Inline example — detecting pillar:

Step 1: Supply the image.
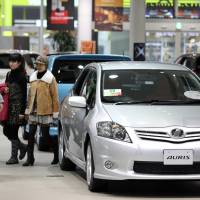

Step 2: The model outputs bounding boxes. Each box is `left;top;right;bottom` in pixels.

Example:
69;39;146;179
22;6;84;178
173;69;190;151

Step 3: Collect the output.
77;0;92;52
129;0;145;60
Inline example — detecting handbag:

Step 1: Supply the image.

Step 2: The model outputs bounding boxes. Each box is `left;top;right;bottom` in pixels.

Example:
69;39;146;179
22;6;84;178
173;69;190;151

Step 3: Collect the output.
0;83;9;122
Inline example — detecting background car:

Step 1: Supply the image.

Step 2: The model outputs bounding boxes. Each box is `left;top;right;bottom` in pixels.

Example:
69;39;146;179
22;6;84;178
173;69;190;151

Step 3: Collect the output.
35;54;131;151
175;53;200;76
0;49;39;82
59;61;200;192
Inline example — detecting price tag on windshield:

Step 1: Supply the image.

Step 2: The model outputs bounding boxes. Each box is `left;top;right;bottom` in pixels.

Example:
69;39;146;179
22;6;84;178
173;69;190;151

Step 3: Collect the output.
104;89;122;96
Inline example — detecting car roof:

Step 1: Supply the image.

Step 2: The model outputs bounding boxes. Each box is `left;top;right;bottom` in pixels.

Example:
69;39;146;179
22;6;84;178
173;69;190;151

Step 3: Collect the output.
98;61;189;71
0;49;39;55
48;54;131;61
178;53;200;58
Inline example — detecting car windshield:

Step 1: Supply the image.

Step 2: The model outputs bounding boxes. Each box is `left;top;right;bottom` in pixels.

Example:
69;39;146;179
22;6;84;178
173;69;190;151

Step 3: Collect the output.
101;69;200;104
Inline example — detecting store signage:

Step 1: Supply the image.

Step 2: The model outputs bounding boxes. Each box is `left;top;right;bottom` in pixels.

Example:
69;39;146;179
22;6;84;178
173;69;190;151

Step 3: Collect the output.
50;10;69;24
146;0;173;7
94;0;123;31
177;0;200;18
145;0;174;18
95;0;123;7
178;0;200;7
134;43;145;61
47;0;75;30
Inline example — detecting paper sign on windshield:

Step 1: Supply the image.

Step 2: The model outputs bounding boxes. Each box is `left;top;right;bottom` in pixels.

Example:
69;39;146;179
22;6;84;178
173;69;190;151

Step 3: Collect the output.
104;89;122;96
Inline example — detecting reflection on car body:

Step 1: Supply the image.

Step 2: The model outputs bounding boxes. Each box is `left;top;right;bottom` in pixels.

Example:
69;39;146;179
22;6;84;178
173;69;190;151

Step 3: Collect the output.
59;61;200;192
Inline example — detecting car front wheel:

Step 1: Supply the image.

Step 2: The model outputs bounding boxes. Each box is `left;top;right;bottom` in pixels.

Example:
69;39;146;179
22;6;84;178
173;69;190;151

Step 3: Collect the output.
86;141;106;192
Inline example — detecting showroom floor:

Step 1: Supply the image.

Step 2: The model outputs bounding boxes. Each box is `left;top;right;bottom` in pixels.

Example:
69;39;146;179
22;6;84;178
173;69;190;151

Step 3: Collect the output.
0;126;200;200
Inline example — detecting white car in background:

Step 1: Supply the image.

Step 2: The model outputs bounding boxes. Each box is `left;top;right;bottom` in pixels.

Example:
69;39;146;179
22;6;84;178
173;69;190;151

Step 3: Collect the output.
59;61;200;192
0;49;39;82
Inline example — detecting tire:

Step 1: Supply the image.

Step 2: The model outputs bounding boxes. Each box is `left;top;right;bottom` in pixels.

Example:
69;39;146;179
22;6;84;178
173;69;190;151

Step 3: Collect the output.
58;128;76;171
86;141;106;192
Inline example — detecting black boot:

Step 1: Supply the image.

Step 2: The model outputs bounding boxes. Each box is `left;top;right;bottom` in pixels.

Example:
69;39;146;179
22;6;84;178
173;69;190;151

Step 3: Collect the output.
51;136;59;165
18;140;27;160
23;124;36;167
6;140;19;165
22;145;35;166
41;125;58;165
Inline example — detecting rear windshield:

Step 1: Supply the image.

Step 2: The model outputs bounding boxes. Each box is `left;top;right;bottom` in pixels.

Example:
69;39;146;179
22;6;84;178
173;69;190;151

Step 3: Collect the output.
0;54;10;69
52;59;129;84
0;53;39;69
23;54;39;69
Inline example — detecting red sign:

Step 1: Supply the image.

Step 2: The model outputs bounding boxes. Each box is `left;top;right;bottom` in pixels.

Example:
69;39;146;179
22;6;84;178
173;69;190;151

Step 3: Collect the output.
47;0;75;30
50;10;69;25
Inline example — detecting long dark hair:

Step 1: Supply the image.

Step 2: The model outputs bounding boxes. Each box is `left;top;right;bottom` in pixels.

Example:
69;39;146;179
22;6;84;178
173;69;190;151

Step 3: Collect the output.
7;53;26;84
9;53;26;73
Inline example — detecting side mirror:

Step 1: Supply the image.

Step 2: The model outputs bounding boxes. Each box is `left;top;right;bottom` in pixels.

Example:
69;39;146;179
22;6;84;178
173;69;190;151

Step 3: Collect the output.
69;96;86;108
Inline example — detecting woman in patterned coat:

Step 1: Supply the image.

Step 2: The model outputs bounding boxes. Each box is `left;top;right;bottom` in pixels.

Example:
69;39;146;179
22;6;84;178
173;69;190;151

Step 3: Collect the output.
3;53;27;164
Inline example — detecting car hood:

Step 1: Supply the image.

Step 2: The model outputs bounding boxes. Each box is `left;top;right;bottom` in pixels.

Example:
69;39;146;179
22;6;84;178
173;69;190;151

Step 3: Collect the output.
103;104;200;128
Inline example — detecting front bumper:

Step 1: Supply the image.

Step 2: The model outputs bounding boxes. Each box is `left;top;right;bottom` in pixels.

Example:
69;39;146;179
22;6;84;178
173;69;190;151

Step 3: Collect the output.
92;130;200;180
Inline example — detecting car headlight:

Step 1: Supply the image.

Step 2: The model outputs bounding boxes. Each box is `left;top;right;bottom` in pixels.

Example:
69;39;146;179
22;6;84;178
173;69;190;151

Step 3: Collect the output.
97;121;132;143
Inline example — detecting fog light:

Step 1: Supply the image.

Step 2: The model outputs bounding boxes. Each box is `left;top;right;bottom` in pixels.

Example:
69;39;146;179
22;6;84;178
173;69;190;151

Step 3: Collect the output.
104;160;113;169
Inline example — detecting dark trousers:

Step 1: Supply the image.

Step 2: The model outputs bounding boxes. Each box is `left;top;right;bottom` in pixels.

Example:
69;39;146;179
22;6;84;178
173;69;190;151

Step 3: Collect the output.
28;124;51;149
3;124;20;140
28;124;58;161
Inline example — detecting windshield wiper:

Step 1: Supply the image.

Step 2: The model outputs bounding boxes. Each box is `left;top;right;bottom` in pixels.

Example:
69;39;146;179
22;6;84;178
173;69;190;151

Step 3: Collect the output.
114;100;195;105
114;100;164;105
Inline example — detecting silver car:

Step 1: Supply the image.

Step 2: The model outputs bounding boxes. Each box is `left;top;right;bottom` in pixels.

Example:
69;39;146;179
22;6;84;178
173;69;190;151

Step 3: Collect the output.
59;61;200;192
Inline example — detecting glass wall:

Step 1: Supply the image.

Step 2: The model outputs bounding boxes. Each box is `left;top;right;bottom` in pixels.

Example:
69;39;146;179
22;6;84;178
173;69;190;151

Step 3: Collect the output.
97;1;200;62
181;32;200;54
146;32;176;63
98;31;129;56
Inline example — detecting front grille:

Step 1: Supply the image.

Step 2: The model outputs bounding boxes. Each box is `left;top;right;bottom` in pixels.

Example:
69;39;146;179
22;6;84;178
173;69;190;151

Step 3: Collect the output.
134;161;200;175
135;129;200;143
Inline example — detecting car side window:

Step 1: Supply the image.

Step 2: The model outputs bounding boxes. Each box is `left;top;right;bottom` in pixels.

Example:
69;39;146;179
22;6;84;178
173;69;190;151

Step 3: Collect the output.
73;69;90;96
177;57;185;65
80;70;97;108
183;57;194;69
195;57;200;70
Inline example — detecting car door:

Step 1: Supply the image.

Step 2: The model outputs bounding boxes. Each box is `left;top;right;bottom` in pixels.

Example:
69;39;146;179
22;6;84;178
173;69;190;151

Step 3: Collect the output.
68;68;97;160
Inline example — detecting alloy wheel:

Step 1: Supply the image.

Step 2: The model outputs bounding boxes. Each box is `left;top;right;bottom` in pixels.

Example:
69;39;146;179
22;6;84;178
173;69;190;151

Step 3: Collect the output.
86;144;92;186
59;130;64;164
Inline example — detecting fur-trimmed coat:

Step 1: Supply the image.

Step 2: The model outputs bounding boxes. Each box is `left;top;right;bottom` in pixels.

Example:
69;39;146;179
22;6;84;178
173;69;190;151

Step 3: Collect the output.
25;70;59;116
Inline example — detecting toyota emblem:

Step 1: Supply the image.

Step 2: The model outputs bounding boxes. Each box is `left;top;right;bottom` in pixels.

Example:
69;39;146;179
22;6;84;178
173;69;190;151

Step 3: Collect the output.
170;128;185;139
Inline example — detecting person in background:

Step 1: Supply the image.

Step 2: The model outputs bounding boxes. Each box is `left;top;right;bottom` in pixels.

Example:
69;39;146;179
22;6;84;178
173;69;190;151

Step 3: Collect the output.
3;53;27;165
23;55;59;166
25;58;35;78
42;44;50;56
